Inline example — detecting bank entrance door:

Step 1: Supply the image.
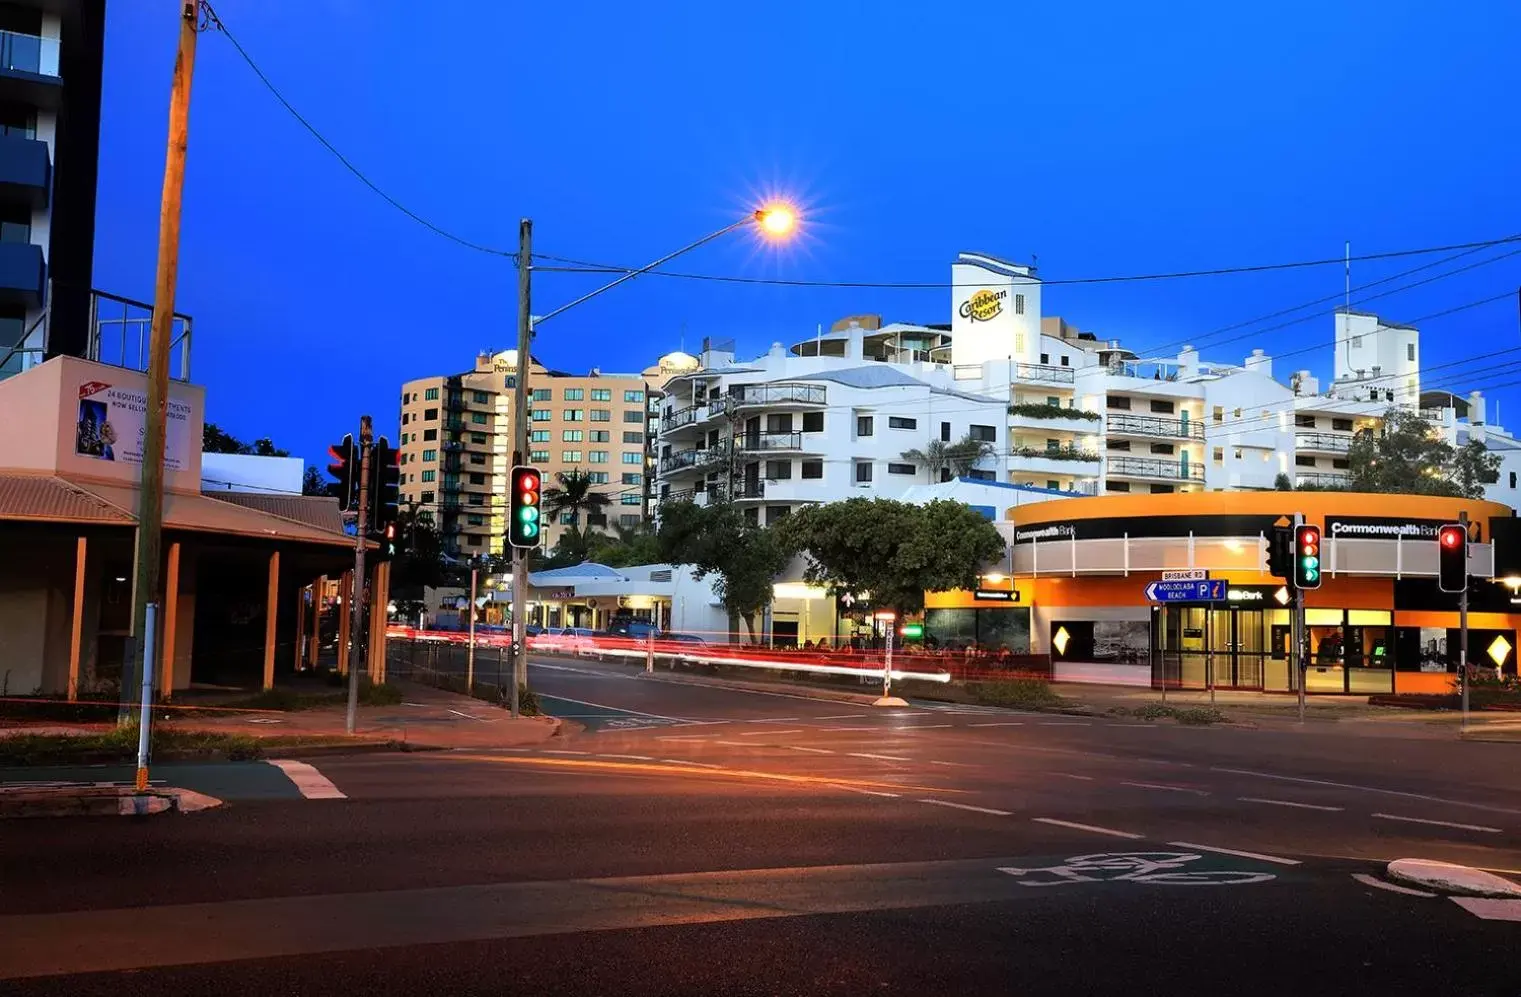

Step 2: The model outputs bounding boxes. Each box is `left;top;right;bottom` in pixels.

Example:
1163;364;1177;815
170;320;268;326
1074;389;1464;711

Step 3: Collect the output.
1156;606;1266;691
1212;608;1265;690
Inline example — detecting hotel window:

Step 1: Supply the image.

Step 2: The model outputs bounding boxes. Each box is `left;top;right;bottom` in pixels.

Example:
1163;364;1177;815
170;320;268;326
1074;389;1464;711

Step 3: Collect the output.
1212;447;1224;466
564;388;584;401
531;430;550;443
564;409;583;421
766;413;793;433
801;461;823;479
1040;353;1049;365
531;409;550;422
562;430;583;443
424;388;439;401
562;450;582;462
471;412;487;424
625;390;645;403
621;452;643;465
589;451;609;463
620;513;641;527
856;415;874;437
530;449;549;462
766;460;792;479
468;514;484;526
590;409;611;422
889;416;917;430
1332;418;1354;432
621;494;642;506
423;428;437;441
469;454;485;465
423;408;438;420
1213;406;1224;423
623;410;644;423
622;472;643;485
422;449;437;461
590;388;612;402
531;388;551;402
1407;343;1416;362
855;462;873;483
473;391;490;404
623;431;644;444
420;490;434;504
802;412;824;432
590;430;610;443
587;471;609;483
470;473;485;485
968;424;996;443
1014;294;1025;315
888;463;916;475
421;470;435;482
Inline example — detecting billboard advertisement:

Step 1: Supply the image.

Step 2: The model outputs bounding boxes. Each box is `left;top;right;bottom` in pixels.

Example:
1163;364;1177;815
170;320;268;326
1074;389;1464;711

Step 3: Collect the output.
73;378;192;471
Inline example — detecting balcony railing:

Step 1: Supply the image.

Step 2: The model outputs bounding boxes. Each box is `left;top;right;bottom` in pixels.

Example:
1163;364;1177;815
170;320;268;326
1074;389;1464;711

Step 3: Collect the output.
1010;445;1101;463
0;31;60;78
665;405;697;430
660;447;721;474
1013;362;1076;385
1106;456;1205;481
1106;413;1205;440
729;383;826;408
1295;470;1351;489
733;481;765;500
1295;432;1352;454
735;432;805;453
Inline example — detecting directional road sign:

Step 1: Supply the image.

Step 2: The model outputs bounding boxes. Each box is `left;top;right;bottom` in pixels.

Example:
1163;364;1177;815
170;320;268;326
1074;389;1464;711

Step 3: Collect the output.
1161;569;1209;582
1144;579;1228;602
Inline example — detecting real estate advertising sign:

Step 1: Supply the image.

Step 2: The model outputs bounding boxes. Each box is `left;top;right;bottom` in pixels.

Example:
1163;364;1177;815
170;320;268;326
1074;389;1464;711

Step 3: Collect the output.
73;378;192;471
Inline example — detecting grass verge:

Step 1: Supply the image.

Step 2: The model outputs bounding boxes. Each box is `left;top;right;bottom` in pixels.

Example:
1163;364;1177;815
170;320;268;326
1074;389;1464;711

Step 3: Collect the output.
1110;703;1229;725
0;727;267;766
222;682;404;712
966;679;1067;711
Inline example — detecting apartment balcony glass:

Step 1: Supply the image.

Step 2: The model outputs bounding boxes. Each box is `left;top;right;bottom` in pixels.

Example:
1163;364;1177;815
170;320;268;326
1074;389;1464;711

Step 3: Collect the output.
1295;470;1350;489
659;447;718;474
1012;362;1075;385
1106;455;1205;482
1009;446;1103;479
1295;432;1352;454
0;132;48;209
735;432;808;454
0;30;60;89
664;405;697;431
729;383;826;408
1106;413;1205;440
732;480;766;500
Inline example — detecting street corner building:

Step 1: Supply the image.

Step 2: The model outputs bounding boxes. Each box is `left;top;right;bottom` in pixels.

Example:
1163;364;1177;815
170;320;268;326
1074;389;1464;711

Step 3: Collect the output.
0;355;376;700
989;490;1519;695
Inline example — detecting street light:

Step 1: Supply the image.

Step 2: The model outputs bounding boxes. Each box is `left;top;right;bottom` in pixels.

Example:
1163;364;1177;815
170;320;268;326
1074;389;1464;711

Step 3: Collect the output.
506;206;797;717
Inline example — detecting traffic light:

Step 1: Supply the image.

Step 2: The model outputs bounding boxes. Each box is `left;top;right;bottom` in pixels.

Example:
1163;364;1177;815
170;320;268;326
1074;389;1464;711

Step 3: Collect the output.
369;436;401;532
1293;524;1322;590
375;522;398;562
326;434;358;511
1438;523;1467;593
1267;525;1294;580
508;465;543;549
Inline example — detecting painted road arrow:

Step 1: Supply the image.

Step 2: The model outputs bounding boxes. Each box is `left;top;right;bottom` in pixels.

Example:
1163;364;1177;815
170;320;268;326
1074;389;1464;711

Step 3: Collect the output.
1144;579;1228;602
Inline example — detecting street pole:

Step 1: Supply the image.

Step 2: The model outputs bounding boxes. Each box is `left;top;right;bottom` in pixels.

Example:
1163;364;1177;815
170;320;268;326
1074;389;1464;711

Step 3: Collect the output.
509;219;533;719
1460;509;1470;732
128;3;198;716
1294;511;1306;725
882;625;895;700
344;416;373;735
467;564;477;693
134;603;159;792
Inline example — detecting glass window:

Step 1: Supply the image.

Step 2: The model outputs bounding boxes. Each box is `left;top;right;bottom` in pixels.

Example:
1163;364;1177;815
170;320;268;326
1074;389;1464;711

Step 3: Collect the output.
590;430;610;443
422;470;436;482
469;454;485;465
467;514;484;526
620;513;641;527
888;463;916;475
529;449;549;462
562;450;582;462
420;490;434;503
0;102;36;138
621;452;643;465
467;535;482;546
564;409;583;421
586;471;609;483
473;390;490;404
469;473;485;484
422;449;437;461
471;412;487;424
855;462;873;483
802;460;823;479
968;424;996;442
559;512;577;525
625;390;645;403
623;431;644;444
423;428;437;441
531;388;551;402
621;494;642;506
802;412;824;433
888;416;917;430
766;460;792;479
531;430;550;443
531;409;551;422
623;410;644;424
857;415;874;437
562;430;583;442
590;388;612;402
941;421;951;442
766;413;793;434
589;451;609;463
590;409;611;422
424;387;439;401
564;388;584;401
423;408;438;420
622;472;643;485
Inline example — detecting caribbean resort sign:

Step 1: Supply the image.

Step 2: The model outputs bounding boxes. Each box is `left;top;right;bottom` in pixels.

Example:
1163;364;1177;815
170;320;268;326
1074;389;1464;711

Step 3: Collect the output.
959;288;1007;322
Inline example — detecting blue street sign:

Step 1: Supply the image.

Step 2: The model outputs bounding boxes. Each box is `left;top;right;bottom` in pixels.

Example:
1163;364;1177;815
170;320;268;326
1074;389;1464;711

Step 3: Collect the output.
1144;579;1227;602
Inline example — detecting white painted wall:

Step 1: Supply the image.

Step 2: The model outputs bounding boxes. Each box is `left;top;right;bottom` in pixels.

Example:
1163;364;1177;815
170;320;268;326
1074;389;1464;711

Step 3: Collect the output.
201;454;305;494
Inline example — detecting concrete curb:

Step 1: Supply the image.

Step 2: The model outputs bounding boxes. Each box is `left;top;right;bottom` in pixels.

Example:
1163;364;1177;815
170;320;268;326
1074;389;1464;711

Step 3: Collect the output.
0;785;223;818
1387;859;1521;898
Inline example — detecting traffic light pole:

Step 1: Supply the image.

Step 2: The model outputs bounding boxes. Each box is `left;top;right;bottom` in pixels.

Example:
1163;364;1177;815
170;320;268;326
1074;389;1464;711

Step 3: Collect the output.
1460;509;1470;732
1293;512;1306;725
345;416;373;735
509;219;533;720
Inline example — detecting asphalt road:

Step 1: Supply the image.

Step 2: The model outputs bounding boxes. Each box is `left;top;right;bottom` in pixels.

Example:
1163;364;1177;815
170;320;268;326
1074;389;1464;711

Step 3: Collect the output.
4;655;1519;994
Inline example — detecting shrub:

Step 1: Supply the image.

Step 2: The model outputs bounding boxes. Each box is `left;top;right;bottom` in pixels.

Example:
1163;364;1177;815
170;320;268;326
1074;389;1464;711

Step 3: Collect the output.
1007;402;1102;421
968;679;1065;710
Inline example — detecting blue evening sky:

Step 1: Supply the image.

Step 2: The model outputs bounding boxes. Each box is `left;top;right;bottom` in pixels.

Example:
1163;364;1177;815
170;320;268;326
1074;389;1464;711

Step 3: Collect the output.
94;1;1521;468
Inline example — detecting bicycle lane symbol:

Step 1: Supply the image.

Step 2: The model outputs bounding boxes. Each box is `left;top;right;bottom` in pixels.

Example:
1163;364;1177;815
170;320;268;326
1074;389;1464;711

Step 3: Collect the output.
998;852;1278;887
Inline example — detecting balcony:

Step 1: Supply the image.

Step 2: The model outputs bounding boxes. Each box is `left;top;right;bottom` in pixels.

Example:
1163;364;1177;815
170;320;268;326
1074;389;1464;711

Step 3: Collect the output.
732;481;766;501
1009;445;1103;479
0;132;48;209
0;239;43;308
1106;413;1205;441
0;31;61;109
729;383;826;409
444;393;466;413
1008;403;1103;435
1295;432;1352;455
660;446;726;475
1012;362;1076;385
734;432;810;454
664;405;697;431
1105;455;1205;482
1295;470;1350;489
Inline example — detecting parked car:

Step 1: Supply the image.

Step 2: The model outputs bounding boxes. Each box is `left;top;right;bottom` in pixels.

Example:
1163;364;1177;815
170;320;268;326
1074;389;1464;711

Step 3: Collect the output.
607;619;661;639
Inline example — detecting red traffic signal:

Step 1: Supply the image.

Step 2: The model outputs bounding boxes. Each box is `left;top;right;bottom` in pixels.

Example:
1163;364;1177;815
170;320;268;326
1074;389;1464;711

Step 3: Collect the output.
1438;523;1467;593
508;465;543;550
1293;524;1322;590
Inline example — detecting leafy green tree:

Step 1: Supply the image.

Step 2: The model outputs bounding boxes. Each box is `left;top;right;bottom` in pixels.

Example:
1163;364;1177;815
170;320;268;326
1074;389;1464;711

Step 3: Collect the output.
588;520;661;567
202;422;291;457
899;439;953;483
542;469;612;527
1273;472;1293;491
946;434;996;477
390;502;445;592
656;499;790;640
1345;407;1499;498
778;498;1005;616
301;466;331;496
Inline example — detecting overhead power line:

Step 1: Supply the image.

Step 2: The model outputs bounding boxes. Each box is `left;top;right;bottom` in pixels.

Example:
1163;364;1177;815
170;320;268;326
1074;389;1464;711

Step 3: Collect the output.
199;2;513;258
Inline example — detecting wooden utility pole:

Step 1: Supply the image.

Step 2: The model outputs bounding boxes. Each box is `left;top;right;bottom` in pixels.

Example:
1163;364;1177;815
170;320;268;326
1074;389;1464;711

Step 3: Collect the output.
129;2;199;707
509;219;532;719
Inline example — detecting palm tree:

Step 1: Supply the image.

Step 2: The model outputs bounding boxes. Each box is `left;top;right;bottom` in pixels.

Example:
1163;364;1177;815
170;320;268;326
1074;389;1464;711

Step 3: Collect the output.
542;469;613;528
946;434;995;477
900;439;953;483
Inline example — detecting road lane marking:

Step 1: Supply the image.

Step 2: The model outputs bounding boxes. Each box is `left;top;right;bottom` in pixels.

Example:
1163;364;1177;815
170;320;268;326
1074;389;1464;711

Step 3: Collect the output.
1038;722;1092;727
266;760;346;800
929;760;975;767
1051;773;1094;781
1167;841;1300;866
969;722;1024;727
1351;873;1435;897
848;752;913;762
598;754;654;762
742;718;800;723
1239;797;1343;812
918;798;1012;816
822;726;877;731
833;786;900;798
660;759;724;769
713;741;755;747
1121;781;1209;796
1210;767;1521;816
739;729;804;736
898;723;953;729
440;754;957;794
815;714;869;720
542;750;590;756
1031;818;1142;839
1371;813;1502;834
787;746;834;755
656;734;722;741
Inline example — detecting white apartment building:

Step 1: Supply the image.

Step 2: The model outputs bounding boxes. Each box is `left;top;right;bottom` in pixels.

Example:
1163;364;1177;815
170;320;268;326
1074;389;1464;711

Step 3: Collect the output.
654;251;1521;515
